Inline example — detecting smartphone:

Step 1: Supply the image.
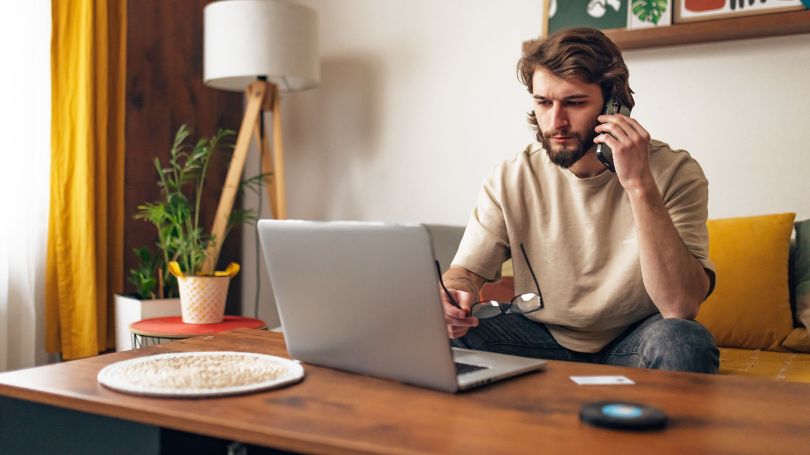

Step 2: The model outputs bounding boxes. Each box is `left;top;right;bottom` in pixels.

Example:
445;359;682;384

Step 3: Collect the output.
595;96;632;172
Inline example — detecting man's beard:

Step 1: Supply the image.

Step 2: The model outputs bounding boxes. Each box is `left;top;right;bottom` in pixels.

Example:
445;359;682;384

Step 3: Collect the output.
539;119;599;169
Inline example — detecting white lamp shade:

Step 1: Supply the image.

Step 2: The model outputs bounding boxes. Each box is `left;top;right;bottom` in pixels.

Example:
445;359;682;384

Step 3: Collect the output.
204;0;319;92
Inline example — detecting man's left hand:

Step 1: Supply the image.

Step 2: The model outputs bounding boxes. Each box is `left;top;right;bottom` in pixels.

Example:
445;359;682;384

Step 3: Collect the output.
594;114;653;191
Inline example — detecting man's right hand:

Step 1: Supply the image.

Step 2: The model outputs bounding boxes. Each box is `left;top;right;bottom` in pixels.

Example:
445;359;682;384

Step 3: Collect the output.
440;288;479;339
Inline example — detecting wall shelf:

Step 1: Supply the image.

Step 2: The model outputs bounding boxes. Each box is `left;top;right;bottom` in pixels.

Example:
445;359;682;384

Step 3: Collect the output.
604;9;810;50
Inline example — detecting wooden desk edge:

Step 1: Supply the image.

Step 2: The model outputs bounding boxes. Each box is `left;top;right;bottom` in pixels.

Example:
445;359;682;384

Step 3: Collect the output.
0;379;387;454
0;331;400;455
4;329;810;454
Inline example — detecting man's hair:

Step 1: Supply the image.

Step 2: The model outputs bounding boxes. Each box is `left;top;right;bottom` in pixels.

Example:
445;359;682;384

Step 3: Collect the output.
518;28;634;134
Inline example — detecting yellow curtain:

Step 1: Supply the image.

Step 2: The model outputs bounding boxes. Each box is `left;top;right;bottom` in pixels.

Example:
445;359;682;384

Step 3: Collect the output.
47;0;126;360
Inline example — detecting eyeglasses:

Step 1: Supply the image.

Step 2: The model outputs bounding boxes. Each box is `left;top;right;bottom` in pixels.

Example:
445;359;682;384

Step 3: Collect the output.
436;243;543;320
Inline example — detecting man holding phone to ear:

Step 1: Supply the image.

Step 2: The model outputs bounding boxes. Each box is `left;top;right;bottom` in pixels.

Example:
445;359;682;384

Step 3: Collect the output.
440;27;719;373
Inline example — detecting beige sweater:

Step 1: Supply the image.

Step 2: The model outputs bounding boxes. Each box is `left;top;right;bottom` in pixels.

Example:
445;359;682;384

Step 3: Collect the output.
453;141;715;352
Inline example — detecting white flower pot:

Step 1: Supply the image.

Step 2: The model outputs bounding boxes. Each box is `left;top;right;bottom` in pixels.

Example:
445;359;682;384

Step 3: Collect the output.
114;294;181;351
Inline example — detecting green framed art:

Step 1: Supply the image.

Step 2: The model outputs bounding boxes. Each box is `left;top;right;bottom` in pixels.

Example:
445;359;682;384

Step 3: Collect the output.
546;0;672;34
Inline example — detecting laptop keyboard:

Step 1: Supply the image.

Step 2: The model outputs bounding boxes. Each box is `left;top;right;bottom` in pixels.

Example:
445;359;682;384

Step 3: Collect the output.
454;361;490;376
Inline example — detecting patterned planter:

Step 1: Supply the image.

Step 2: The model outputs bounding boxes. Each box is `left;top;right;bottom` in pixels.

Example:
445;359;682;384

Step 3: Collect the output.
177;276;231;324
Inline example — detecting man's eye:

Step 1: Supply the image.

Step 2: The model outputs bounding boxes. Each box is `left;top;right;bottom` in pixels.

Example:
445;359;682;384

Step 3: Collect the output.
536;100;551;106
566;101;585;106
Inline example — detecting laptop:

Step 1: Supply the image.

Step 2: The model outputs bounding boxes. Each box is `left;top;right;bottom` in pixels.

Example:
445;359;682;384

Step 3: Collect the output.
257;220;546;393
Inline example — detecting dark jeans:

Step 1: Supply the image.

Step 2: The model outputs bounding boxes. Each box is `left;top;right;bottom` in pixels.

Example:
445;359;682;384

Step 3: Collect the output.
453;313;719;373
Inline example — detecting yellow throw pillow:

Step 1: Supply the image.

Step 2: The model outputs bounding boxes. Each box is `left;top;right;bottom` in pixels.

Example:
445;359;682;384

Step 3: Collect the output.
696;213;795;351
501;259;514;278
782;327;810;353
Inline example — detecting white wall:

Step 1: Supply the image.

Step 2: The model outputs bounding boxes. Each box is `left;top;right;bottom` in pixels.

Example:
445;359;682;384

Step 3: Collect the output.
626;35;810;220
242;0;810;325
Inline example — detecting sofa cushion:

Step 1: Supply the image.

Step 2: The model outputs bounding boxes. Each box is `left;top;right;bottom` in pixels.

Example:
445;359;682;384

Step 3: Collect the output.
783;328;810;353
426;224;465;273
479;260;515;301
719;347;810;383
501;259;513;278
696;213;796;351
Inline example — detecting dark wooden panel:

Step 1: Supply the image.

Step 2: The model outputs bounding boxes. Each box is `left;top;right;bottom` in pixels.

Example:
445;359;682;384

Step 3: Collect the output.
125;0;244;313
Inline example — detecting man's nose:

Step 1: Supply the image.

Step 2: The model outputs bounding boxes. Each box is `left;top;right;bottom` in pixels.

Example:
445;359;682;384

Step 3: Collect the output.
549;104;569;131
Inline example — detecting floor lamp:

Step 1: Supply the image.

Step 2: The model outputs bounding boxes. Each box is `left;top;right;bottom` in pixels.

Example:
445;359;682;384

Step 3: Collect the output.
201;0;319;274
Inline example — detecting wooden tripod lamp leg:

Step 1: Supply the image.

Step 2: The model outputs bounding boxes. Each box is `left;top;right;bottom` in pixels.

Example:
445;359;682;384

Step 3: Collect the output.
271;83;288;220
255;115;279;220
201;80;267;275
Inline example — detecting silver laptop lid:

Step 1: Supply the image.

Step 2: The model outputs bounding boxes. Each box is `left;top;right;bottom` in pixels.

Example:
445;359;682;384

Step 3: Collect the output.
257;220;460;392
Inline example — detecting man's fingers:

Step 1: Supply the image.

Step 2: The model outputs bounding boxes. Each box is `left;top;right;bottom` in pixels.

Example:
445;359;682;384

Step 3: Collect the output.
440;287;479;339
595;120;631;142
619;115;650;139
447;317;477;339
596;114;649;147
444;314;478;328
449;326;469;339
453;289;476;312
441;288;474;315
443;301;468;319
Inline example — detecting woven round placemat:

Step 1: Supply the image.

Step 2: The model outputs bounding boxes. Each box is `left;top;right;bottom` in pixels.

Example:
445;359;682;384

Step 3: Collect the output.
97;351;304;397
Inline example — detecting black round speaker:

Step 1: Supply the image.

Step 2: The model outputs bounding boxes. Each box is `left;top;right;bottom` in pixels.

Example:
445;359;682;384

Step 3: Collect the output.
580;401;668;431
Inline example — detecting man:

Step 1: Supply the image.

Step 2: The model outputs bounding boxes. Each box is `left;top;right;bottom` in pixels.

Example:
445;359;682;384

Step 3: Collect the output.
441;28;718;373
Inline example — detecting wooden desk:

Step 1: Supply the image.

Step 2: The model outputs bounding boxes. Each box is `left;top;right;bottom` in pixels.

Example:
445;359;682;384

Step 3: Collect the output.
1;329;809;454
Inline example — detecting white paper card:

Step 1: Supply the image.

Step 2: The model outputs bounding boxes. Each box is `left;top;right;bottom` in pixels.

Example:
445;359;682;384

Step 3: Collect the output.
570;375;635;385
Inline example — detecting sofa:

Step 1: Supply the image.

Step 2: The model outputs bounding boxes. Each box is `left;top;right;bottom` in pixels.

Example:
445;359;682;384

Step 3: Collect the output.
428;213;810;383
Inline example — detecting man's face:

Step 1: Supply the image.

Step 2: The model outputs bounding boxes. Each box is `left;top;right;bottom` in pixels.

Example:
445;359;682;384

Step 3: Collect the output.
532;68;604;169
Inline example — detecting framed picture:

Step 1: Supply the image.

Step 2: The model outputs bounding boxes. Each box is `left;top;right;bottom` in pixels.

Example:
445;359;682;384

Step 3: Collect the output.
674;0;805;23
628;0;673;29
545;1;672;35
547;0;629;34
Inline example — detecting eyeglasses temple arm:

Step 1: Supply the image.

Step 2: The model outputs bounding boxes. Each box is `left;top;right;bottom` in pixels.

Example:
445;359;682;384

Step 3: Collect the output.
434;260;462;309
520;243;543;298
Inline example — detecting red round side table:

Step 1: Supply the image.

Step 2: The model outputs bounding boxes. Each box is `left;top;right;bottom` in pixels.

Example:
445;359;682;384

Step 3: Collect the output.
129;316;267;348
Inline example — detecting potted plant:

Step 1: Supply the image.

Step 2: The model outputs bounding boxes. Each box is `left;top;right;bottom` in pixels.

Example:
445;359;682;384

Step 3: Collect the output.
115;245;184;350
117;125;264;343
115;245;183;351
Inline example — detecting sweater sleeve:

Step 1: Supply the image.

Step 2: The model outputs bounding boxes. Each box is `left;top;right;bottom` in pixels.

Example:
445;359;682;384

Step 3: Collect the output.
659;150;716;297
451;164;511;282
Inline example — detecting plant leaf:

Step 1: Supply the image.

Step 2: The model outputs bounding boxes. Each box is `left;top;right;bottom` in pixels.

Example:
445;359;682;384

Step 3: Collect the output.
631;0;667;25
